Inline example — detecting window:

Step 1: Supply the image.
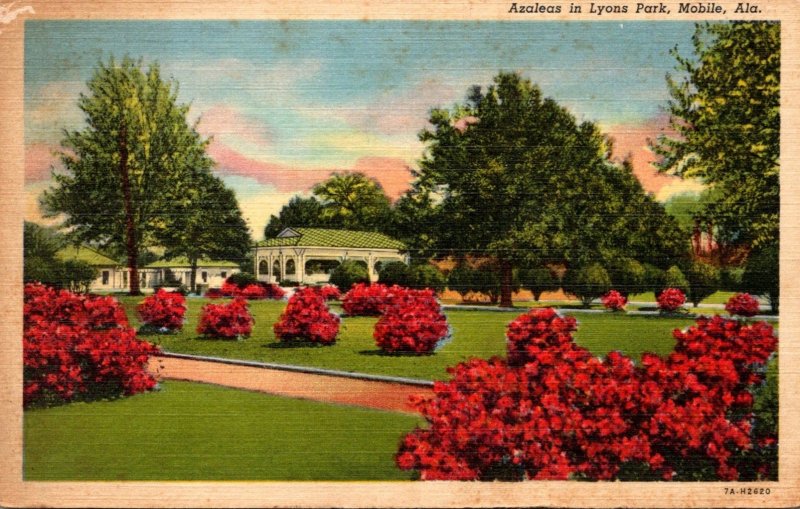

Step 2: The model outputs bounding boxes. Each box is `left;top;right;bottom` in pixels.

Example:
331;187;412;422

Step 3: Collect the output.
259;260;269;275
123;271;128;287
285;259;296;275
272;261;281;280
221;271;227;279
102;270;110;285
202;271;208;283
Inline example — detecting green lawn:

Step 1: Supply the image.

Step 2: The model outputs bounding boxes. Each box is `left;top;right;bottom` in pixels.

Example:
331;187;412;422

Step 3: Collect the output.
24;380;422;481
121;296;696;380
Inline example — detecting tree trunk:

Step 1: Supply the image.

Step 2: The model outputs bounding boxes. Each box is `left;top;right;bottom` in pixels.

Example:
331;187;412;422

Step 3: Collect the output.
119;121;140;296
499;259;513;308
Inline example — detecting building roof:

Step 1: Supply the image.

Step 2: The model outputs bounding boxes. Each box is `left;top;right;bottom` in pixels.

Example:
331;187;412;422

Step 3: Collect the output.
256;227;405;250
56;246;119;267
145;256;240;269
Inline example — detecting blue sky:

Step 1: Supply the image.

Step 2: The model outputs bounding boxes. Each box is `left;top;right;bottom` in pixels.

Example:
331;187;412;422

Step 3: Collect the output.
24;20;704;236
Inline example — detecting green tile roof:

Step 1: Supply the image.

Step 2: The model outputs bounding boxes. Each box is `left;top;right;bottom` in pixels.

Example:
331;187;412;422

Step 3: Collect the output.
56;246;119;267
256;228;405;250
145;256;240;269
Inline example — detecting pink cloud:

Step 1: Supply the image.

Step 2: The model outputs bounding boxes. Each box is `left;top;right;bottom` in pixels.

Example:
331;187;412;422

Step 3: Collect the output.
351;157;413;199
25;143;60;183
605;116;683;197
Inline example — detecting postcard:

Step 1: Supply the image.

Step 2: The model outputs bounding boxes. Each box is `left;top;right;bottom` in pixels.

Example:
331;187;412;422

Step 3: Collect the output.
0;0;798;507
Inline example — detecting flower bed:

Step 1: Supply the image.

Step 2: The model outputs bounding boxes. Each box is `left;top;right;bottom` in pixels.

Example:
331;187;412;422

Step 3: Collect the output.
197;297;254;339
273;288;340;345
210;278;285;300
601;290;627;311
137;288;186;331
341;283;393;316
725;292;761;317
396;307;778;481
23;283;158;408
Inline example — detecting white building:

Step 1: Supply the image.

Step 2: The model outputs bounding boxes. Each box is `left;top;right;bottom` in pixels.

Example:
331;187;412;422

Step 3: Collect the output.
253;227;408;285
144;257;240;289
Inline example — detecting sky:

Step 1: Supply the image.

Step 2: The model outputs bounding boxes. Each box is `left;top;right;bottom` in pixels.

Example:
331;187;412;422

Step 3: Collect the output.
24;20;706;238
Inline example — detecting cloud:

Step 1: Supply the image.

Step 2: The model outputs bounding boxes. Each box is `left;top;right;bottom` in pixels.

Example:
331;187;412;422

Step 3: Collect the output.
196;105;274;152
351;157;413;199
25;143;60;183
24;181;61;226
25;81;86;144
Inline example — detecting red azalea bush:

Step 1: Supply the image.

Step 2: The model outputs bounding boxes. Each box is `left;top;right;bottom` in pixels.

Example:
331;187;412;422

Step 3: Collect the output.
204;287;225;299
374;288;449;354
657;287;686;312
725;293;761;317
601;290;627;311
342;283;394;316
273;287;340;345
396;307;778;481
137;288;186;331
312;284;342;301
23;283;158;408
197;297;254;339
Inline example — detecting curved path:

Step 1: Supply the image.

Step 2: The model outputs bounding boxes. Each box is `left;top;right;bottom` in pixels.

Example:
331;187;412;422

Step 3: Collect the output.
147;354;434;415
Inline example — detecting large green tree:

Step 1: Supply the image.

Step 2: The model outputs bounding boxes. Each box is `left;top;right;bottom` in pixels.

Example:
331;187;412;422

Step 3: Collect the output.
42;57;212;294
654;21;779;249
161;171;252;293
263;196;324;239
409;72;685;307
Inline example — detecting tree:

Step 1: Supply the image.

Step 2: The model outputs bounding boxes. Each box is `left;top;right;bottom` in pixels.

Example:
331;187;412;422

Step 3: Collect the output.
519;266;559;302
410;72;684;307
264;196;323;239
329;260;370;291
161;171;252;293
562;263;612;308
23;221;96;292
662;265;690;295
378;261;412;287
607;258;647;298
742;245;778;313
685;260;721;307
41;57;212;295
312;172;393;231
654;22;779;249
409;264;447;292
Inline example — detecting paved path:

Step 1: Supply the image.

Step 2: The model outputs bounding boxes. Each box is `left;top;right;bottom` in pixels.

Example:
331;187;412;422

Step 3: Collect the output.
147;355;434;415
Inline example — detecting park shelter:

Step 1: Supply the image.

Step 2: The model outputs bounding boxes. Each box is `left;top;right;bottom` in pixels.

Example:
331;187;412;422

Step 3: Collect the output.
253;227;408;284
144;257;241;289
56;245;126;292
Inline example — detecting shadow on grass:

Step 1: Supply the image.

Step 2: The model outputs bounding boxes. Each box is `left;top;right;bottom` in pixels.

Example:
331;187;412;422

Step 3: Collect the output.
265;340;331;349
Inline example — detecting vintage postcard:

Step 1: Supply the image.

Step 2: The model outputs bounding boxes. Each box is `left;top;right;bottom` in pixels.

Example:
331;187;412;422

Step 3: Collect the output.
1;0;798;507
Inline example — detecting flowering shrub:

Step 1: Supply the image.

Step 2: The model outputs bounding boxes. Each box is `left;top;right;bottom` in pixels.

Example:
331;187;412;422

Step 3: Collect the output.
601;290;627;311
342;283;393;316
312;284;342;301
137;288;186;331
273;288;340;345
218;278;285;300
657;287;686;313
197;297;254;339
396;307;778;481
374;288;449;354
23;283;158;408
204;287;225;299
725;293;761;317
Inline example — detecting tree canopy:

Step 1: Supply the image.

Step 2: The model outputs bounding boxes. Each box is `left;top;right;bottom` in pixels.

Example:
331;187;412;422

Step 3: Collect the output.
406;72;685;306
653;21;779;249
42;56;216;294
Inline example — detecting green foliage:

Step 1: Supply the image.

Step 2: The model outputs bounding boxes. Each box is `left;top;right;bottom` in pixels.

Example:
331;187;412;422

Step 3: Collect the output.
23;222;97;292
328;260;370;291
662;265;690;295
720;266;745;292
446;266;476;299
226;272;259;288
685;260;721;306
562;263;612;308
41;56;214;294
642;263;665;295
313;172;393;232
742;245;778;312
378;261;412;287
606;258;647;297
409;264;446;292
518;266;559;301
264;196;323;239
654;22;779;248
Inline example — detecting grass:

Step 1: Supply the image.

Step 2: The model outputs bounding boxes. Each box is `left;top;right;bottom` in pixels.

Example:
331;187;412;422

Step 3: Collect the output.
24;380;422;481
120;296;697;380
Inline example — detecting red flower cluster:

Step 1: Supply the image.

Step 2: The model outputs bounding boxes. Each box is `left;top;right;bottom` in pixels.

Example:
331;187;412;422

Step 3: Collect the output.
657;288;686;312
197;297;254;339
601;290;627;311
725;293;761;317
396;307;778;481
374;288;449;354
23;283;158;408
137;288;186;331
215;279;285;300
273;287;340;345
308;284;342;301
342;283;394;316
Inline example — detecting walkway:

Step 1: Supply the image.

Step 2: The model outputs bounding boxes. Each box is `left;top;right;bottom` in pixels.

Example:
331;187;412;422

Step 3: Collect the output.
147;354;434;415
